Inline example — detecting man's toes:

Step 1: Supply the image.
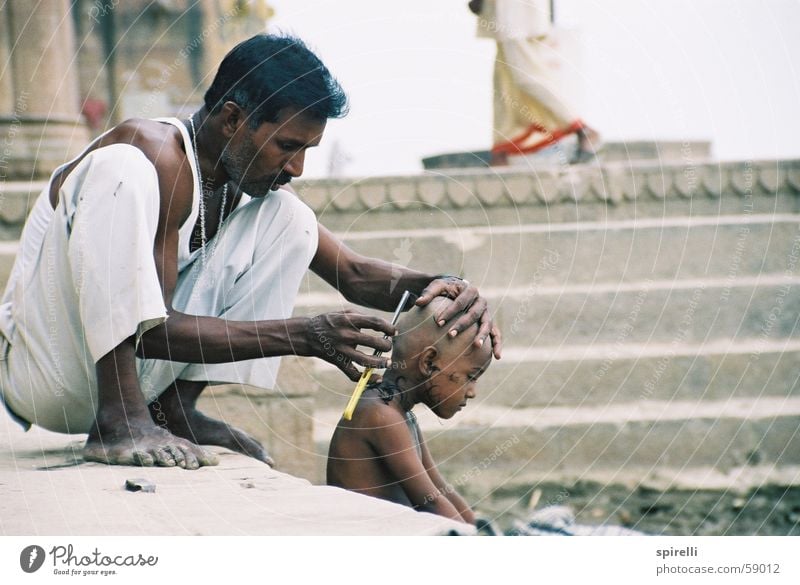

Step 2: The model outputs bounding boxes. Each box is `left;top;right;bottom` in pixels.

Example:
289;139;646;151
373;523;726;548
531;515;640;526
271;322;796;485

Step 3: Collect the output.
178;446;200;470
234;432;273;466
153;448;176;467
130;450;155;467
195;447;219;467
164;445;186;468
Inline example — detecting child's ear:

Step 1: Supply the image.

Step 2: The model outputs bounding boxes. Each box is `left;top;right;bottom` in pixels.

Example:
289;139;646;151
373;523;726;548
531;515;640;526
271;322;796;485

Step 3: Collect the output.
418;346;439;377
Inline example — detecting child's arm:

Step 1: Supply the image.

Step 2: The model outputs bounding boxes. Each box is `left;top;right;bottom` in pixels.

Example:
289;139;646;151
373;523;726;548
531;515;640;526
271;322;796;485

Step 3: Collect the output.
365;407;466;522
419;435;476;525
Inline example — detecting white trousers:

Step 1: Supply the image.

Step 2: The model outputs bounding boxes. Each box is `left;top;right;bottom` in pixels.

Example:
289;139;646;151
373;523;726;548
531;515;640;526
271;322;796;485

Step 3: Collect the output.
0;145;317;434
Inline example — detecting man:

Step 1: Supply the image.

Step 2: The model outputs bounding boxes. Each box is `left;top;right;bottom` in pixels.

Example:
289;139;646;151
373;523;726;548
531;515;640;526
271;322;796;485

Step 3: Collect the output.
468;0;601;164
0;35;501;469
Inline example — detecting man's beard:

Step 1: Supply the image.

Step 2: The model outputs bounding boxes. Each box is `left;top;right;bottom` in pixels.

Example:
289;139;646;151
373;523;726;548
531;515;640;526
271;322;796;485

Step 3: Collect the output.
221;137;291;197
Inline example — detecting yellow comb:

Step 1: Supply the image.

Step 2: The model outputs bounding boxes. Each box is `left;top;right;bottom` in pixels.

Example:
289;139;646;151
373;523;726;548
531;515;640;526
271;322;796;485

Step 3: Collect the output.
343;290;412;420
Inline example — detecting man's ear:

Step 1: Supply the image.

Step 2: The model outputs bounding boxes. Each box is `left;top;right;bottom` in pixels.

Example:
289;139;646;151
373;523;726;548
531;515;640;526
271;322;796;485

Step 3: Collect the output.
219;101;245;138
418;346;439;377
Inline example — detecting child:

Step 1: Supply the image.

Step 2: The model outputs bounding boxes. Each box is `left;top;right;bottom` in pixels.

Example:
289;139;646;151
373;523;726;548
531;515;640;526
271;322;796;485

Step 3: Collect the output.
327;297;493;524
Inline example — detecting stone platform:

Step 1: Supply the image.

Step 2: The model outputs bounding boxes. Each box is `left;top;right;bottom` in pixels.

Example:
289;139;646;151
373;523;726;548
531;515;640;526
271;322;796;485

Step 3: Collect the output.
0;409;474;536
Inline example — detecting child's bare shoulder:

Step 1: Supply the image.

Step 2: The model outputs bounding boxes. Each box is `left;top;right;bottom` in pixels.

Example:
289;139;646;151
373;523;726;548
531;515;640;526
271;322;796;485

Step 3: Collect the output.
352;395;405;428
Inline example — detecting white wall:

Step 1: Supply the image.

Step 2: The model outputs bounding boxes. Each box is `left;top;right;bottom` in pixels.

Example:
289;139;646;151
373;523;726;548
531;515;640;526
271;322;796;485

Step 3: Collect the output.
268;0;800;178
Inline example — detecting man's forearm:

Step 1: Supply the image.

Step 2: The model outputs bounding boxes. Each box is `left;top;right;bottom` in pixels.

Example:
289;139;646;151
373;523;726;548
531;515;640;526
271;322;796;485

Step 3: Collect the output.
137;312;311;363
343;256;435;311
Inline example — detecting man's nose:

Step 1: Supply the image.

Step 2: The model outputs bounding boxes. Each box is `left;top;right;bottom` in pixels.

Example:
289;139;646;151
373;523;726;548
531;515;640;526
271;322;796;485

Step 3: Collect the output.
466;386;477;399
284;150;305;177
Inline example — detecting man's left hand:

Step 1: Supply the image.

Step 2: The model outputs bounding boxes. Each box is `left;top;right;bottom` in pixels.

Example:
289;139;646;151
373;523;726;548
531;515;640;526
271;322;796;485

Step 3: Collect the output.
415;276;502;359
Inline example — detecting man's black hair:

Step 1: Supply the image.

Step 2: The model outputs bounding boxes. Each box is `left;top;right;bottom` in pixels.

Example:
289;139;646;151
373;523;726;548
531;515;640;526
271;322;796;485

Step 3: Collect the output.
204;34;348;126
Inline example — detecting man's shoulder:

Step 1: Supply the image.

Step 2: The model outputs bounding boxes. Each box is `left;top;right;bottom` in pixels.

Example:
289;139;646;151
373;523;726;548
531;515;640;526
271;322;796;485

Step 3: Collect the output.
102;118;185;166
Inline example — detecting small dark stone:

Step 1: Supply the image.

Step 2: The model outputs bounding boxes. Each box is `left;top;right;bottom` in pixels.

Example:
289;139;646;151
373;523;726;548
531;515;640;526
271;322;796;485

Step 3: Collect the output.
124;478;156;493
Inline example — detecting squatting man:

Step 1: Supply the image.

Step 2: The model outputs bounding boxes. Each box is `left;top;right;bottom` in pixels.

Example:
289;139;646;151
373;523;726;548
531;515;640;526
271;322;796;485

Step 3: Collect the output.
0;34;501;469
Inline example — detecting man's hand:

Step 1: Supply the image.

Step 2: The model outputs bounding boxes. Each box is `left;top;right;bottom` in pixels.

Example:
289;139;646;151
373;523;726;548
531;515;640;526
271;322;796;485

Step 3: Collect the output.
415;277;502;359
306;310;396;380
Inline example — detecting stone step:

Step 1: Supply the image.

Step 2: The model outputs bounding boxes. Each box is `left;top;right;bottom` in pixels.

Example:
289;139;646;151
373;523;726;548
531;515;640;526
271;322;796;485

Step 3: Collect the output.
308;339;800;411
300;159;800;232
314;396;800;479
300;214;800;293
294;275;800;347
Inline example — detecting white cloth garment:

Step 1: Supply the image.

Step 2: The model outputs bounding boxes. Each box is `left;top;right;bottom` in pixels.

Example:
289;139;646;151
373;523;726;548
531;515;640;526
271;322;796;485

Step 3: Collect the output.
477;0;551;42
0;118;318;434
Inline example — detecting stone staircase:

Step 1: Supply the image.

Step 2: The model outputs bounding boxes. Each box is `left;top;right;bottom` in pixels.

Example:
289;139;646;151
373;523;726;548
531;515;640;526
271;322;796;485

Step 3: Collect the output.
2;156;799;500
289;157;800;494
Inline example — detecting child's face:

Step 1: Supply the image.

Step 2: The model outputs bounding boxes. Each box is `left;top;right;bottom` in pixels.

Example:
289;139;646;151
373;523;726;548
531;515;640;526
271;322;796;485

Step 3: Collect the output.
425;341;492;419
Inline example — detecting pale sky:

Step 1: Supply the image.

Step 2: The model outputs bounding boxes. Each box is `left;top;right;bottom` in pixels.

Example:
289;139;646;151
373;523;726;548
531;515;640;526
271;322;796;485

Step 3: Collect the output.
267;0;800;178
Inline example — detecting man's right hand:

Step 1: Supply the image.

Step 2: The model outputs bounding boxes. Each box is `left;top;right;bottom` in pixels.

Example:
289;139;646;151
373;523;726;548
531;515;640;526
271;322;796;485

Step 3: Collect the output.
306;310;396;381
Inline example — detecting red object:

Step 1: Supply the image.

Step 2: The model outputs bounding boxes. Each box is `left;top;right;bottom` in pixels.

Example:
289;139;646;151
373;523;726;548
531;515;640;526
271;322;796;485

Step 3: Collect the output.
492;119;584;156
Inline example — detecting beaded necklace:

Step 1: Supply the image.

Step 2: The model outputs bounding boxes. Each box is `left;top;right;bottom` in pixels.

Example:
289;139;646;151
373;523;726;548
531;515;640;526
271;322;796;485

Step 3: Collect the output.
188;115;228;268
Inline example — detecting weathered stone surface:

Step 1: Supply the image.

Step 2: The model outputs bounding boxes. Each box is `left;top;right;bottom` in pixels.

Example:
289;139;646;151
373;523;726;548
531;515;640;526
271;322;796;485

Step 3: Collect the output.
474;175;505;206
758;163;782;194
310;344;800;411
417;176;447;207
0;412;474;535
387;180;416;210
423;399;800;479
330;184;360;212
532;171;559;203
503;175;532;204
358;179;387;209
645;169;672;199
700;164;728;197
446;176;476;208
730;162;757;196
297;183;330;211
674;164;702;198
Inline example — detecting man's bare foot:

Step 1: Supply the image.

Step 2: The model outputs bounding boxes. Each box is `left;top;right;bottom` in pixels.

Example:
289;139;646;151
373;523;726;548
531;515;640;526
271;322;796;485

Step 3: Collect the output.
83;420;219;469
151;380;275;466
571;126;603;164
157;406;275;466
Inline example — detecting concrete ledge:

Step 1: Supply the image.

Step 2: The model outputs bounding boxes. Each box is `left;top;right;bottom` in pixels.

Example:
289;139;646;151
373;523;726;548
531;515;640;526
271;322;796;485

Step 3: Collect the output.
0;411;474;536
294;159;800;215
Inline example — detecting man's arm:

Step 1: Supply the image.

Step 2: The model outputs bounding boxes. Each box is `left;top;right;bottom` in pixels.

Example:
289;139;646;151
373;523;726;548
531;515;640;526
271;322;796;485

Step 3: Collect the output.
134;136;394;381
311;224;502;358
365;406;468;522
419;432;476;524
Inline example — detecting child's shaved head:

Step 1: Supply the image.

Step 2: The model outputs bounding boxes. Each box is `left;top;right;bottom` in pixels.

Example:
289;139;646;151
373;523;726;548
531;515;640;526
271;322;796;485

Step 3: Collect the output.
392;296;483;363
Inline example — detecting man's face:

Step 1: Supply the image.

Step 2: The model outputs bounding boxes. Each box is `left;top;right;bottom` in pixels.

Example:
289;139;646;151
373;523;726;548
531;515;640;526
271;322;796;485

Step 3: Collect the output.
424;340;492;419
221;106;326;197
